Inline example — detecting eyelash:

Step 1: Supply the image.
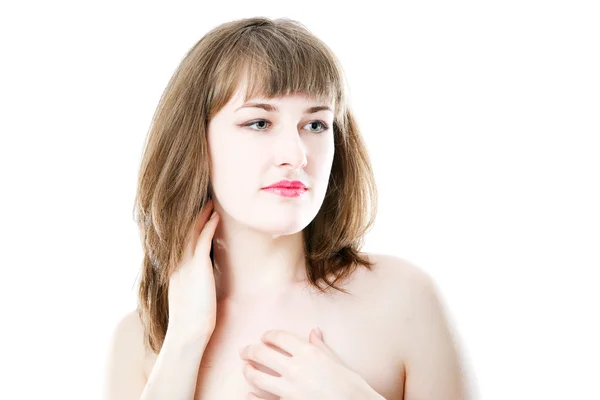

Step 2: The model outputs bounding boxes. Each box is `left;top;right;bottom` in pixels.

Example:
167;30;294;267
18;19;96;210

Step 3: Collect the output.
243;119;330;134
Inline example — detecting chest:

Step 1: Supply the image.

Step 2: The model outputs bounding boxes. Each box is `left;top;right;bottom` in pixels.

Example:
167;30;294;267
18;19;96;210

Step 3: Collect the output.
144;265;407;399
194;292;404;399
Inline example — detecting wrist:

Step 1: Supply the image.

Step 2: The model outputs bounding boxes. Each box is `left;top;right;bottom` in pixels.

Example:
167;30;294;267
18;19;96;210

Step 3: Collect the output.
165;325;213;348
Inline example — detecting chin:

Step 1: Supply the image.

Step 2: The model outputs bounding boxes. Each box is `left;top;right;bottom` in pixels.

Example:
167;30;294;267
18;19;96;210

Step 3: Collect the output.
250;217;311;237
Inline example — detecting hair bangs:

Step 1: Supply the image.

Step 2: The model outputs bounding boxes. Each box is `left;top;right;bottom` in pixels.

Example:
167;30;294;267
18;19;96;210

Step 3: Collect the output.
210;25;347;124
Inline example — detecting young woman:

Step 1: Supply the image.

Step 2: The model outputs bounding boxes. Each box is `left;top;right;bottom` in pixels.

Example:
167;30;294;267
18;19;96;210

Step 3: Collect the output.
104;17;470;400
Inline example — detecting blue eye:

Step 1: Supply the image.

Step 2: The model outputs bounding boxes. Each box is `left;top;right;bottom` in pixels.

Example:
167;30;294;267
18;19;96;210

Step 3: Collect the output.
306;121;329;133
244;119;329;133
245;120;270;131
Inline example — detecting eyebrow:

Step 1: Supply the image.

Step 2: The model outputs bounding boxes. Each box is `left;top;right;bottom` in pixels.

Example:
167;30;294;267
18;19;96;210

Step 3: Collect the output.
235;102;333;114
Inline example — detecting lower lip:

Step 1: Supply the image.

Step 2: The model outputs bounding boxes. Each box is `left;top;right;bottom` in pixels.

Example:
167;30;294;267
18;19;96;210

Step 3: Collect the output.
262;187;308;197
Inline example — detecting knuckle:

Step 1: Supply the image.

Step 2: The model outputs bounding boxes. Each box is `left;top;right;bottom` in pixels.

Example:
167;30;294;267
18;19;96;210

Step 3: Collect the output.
308;345;321;357
255;345;268;361
249;345;262;362
301;343;316;356
285;362;301;377
271;330;283;342
248;345;257;360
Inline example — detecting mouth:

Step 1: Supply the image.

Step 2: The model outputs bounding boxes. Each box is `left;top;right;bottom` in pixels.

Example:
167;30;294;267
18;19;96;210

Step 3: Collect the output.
262;180;308;190
261;187;308;197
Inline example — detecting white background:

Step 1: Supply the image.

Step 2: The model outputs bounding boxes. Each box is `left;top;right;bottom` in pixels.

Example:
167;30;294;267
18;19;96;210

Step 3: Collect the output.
1;1;598;399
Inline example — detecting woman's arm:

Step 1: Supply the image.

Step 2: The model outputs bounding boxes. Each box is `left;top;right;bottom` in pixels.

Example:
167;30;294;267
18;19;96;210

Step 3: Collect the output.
139;328;210;400
103;310;211;400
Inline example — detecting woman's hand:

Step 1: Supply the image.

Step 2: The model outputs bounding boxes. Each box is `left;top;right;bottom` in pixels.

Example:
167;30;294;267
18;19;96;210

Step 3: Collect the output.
239;328;382;400
167;199;220;340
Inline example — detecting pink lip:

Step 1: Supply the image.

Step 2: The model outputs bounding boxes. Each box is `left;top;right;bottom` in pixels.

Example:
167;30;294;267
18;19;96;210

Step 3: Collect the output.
262;187;307;197
262;180;307;190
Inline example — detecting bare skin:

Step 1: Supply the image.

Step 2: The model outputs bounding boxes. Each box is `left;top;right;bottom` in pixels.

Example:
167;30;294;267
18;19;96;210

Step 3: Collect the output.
131;252;468;400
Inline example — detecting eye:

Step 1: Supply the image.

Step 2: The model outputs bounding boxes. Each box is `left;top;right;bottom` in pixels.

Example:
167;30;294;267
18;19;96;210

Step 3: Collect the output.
244;120;270;131
244;120;330;134
305;120;330;133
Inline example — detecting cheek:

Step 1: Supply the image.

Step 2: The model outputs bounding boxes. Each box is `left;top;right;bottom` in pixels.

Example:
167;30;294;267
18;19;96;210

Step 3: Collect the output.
311;140;335;174
210;142;261;193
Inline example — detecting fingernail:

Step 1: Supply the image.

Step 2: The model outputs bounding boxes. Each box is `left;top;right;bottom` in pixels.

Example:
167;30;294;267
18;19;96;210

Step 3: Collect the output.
316;327;323;339
211;211;217;219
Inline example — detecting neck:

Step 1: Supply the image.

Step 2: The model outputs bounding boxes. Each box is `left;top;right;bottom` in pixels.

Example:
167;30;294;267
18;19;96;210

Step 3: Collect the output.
211;213;309;306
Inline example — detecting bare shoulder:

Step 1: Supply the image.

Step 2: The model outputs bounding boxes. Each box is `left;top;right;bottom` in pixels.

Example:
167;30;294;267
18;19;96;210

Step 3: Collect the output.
363;251;449;333
110;309;147;356
355;252;439;344
114;309;145;335
364;252;471;399
359;252;442;350
361;252;435;295
103;309;148;398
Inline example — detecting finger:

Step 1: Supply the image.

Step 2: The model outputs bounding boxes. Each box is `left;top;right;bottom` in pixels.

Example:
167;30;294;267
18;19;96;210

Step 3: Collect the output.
195;206;219;255
242;361;284;398
308;329;348;367
182;199;213;261
247;392;264;400
310;328;323;342
183;200;212;260
309;329;338;360
240;343;290;375
261;330;305;358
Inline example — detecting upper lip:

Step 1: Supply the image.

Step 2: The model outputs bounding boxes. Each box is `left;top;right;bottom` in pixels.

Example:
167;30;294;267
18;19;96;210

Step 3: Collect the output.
263;180;308;190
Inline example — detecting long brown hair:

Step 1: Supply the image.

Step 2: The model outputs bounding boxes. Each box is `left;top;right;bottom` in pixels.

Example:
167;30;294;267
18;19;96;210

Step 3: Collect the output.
133;17;378;354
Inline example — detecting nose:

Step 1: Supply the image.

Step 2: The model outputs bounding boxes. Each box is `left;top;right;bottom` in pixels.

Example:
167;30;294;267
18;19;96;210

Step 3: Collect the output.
274;127;308;170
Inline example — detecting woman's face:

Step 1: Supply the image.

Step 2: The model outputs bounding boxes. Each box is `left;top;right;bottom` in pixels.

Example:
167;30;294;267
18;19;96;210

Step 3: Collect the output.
207;87;336;236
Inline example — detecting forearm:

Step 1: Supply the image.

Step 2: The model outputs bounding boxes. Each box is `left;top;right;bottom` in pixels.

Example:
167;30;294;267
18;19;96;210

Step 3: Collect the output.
140;330;211;400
